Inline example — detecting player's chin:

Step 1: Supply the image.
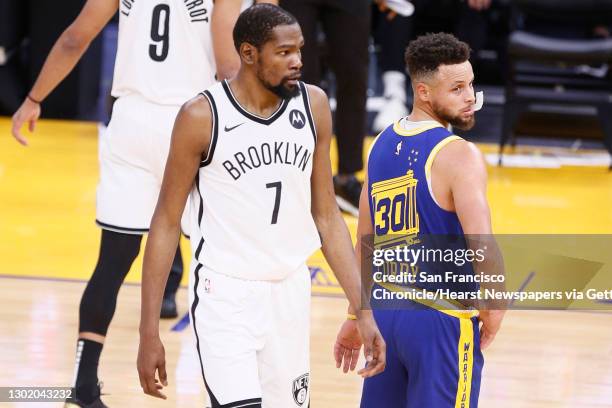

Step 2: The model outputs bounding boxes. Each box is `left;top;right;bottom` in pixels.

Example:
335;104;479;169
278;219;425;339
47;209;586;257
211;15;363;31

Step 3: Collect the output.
453;115;476;131
281;81;301;97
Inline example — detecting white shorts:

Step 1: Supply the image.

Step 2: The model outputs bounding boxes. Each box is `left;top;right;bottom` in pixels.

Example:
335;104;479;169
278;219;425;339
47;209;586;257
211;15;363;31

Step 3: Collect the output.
189;262;311;408
96;95;190;234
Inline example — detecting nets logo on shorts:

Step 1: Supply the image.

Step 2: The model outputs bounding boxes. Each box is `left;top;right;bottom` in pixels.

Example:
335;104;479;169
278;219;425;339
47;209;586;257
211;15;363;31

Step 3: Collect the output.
292;373;309;406
289;109;306;129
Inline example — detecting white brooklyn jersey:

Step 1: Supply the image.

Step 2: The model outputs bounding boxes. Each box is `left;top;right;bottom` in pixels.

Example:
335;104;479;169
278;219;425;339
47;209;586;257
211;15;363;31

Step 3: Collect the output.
189;80;321;281
112;0;216;105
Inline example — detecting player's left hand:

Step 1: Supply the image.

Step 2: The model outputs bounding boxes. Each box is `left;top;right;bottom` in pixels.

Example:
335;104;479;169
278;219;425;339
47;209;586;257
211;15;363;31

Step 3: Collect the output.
11;97;41;146
334;318;362;373
137;334;168;399
355;310;386;378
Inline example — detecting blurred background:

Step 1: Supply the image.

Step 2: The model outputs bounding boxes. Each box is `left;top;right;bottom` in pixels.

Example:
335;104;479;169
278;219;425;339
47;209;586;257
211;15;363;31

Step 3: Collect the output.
2;0;612;156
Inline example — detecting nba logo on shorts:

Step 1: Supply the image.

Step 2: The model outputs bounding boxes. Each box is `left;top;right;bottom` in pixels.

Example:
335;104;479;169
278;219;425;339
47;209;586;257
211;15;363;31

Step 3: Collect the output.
292;373;309;406
289;109;306;129
204;278;211;293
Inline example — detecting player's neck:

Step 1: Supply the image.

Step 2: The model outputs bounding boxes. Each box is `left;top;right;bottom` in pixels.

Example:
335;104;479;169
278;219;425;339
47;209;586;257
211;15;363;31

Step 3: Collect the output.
407;104;448;128
227;72;284;118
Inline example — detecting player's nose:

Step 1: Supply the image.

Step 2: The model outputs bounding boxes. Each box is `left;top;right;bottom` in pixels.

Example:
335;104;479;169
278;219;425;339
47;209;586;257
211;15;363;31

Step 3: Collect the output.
465;88;476;104
290;51;303;71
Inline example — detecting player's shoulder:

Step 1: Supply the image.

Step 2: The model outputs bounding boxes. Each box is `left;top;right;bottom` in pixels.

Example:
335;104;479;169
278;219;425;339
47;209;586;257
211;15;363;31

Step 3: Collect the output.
173;94;214;154
302;83;329;108
178;93;213;124
435;137;486;174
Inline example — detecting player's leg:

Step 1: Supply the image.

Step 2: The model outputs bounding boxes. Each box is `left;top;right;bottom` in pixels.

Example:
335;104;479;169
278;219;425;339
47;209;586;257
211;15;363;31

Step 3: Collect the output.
360;309;408;408
68;229;142;406
190;264;265;407
66;96;162;407
257;265;311;407
321;1;371;212
399;310;484;408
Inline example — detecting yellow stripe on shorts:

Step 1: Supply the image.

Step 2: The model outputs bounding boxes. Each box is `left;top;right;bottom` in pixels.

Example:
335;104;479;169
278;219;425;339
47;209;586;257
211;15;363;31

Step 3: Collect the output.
455;317;474;408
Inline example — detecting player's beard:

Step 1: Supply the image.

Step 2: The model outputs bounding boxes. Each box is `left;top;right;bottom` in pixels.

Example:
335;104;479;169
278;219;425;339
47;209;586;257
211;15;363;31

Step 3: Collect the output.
257;67;301;99
432;100;475;131
264;77;300;99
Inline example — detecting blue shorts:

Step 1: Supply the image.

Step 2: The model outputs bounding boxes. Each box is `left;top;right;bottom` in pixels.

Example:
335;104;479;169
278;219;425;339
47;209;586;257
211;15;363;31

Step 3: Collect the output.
361;305;484;408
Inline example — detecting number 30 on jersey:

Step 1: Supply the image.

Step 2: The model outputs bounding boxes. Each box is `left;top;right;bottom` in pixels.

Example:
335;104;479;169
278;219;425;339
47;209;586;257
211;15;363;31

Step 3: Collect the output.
371;171;420;236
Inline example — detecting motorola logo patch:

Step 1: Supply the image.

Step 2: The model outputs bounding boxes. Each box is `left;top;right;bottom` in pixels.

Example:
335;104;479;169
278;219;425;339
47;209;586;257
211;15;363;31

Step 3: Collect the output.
289;110;306;129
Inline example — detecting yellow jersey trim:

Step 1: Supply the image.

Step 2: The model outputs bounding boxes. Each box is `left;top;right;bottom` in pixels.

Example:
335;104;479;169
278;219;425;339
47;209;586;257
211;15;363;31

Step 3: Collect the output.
378;282;479;320
392;120;444;137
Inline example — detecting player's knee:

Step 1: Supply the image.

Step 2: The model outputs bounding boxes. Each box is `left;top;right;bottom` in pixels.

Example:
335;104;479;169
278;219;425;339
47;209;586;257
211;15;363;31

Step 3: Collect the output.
79;295;117;335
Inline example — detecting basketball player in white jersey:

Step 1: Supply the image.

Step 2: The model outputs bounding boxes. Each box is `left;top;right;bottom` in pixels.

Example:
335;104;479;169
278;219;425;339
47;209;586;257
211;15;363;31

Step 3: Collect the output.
10;0;252;406
137;4;386;407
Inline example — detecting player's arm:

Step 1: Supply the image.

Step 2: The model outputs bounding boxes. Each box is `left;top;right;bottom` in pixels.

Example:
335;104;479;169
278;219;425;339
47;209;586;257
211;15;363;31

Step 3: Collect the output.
137;96;211;399
307;84;385;378
436;141;492;235
211;0;242;80
334;169;376;373
11;0;117;145
435;141;505;349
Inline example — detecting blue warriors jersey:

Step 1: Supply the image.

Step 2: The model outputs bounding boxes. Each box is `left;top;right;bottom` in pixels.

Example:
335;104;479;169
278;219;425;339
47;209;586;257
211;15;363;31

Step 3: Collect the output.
367;119;463;236
361;119;484;408
367;119;478;296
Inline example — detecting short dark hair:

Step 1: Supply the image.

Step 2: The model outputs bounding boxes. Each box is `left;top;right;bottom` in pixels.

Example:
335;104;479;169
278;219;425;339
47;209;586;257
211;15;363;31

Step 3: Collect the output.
405;33;471;80
233;4;298;51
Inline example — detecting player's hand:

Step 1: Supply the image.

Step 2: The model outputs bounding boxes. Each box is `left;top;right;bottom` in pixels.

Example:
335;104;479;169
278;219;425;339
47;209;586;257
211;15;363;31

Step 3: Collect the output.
467;0;491;11
11;98;41;146
334;318;363;373
137;334;168;399
355;310;386;378
478;309;505;350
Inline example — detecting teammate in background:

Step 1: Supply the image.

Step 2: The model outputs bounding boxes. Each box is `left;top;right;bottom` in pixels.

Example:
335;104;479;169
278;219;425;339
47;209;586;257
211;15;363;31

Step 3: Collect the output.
10;0;250;406
334;33;505;407
137;5;385;407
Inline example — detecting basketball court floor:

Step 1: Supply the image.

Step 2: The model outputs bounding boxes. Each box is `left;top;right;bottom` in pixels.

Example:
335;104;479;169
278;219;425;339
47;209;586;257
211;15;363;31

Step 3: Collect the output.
1;117;612;407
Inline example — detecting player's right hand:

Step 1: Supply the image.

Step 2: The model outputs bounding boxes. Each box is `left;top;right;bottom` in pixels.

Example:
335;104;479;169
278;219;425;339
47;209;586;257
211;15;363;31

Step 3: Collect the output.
334;318;362;373
355;310;386;378
137;335;168;399
478;309;505;350
11;98;41;146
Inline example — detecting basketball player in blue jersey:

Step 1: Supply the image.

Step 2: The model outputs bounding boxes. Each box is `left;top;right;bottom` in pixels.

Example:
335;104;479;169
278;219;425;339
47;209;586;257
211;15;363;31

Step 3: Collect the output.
334;33;505;407
137;4;386;407
10;0;251;406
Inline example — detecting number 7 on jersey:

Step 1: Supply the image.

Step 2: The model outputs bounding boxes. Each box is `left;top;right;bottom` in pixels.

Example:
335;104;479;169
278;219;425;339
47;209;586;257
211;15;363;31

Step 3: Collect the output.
266;182;282;224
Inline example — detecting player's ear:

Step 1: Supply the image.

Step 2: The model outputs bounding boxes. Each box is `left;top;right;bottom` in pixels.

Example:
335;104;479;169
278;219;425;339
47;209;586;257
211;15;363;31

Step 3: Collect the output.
415;82;430;103
240;43;257;65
